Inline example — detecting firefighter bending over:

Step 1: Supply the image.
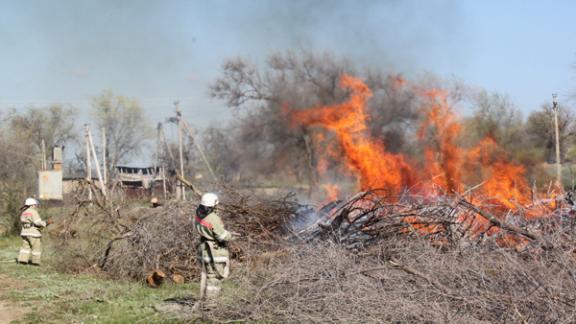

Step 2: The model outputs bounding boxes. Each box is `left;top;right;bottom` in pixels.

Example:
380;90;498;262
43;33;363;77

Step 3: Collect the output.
194;193;235;302
17;198;52;265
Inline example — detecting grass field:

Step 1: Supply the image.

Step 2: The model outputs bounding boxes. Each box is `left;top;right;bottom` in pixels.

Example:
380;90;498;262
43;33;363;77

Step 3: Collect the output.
0;236;199;323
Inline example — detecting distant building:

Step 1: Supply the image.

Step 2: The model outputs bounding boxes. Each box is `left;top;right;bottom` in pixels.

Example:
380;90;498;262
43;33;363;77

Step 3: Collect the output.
115;166;162;189
115;166;168;198
63;166;170;198
38;146;64;200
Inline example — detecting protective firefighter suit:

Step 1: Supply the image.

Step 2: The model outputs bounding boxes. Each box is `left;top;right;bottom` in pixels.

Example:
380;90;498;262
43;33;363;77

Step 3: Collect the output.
194;196;233;301
17;201;47;265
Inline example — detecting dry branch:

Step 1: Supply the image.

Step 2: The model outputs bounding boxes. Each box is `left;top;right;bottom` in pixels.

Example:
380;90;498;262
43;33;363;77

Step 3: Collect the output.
457;198;541;241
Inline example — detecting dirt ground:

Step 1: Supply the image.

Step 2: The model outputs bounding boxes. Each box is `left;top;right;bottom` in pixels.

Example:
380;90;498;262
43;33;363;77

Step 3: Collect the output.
0;274;27;324
0;302;26;324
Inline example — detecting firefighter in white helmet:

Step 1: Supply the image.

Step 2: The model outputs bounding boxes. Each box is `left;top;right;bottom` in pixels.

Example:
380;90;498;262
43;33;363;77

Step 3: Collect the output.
17;198;52;265
194;192;235;303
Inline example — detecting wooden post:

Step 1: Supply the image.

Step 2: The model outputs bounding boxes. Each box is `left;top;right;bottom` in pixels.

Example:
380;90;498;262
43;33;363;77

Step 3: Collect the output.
158;123;177;164
102;127;107;185
552;94;562;189
151;123;161;198
85;125;93;201
155;123;161;172
158;123;178;199
182;120;218;182
162;166;167;200
41;139;47;171
176;101;186;200
87;126;107;197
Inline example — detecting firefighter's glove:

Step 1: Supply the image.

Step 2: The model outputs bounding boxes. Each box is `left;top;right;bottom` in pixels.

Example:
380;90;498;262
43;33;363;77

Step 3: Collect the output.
46;219;54;226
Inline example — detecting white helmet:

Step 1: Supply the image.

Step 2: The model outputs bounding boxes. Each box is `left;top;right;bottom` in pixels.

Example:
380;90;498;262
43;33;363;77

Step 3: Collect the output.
24;198;39;206
200;193;219;207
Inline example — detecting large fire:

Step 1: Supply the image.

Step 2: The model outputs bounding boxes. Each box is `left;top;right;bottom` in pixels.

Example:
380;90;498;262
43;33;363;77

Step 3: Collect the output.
291;75;415;195
418;88;464;194
287;74;556;220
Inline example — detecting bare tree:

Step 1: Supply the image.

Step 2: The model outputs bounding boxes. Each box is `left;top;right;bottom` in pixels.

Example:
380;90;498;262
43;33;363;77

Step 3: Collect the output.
201;126;242;181
464;90;525;149
92;91;152;176
209;51;421;196
8;104;77;152
210;52;354;192
526;103;574;163
364;71;420;153
0;106;78;232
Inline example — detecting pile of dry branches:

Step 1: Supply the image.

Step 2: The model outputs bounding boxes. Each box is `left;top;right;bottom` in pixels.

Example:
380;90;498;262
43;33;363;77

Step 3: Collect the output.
98;201;199;282
49;182;299;283
50;182;576;321
204;190;576;322
293;189;573;251
214;235;576;323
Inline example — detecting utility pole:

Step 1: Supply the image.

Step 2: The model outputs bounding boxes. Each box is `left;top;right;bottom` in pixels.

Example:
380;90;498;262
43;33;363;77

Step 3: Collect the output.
161;166;167;200
175;101;186;200
85;125;93;201
552;94;562;189
159;123;177;167
102;127;107;185
153;122;161;198
41;139;47;171
181;120;218;182
86;125;107;197
155;123;161;174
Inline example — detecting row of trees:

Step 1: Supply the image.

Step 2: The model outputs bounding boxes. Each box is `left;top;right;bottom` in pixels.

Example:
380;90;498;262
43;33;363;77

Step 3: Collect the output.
0;51;573;218
0;92;151;231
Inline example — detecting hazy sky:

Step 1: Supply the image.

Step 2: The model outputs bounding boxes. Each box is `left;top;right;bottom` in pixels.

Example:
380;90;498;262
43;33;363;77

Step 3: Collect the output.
1;0;575;127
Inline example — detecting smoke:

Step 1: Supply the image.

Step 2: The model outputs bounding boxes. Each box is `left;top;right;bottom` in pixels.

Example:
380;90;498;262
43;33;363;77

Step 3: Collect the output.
1;0;463;97
2;1;192;97
219;0;464;73
0;0;465;150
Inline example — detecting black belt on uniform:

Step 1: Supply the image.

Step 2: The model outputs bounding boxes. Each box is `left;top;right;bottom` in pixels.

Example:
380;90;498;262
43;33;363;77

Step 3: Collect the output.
199;237;227;248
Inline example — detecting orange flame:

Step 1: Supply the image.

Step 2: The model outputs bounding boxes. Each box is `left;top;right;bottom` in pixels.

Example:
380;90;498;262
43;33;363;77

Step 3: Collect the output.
321;183;340;202
465;137;531;210
291;74;415;195
418;89;463;193
287;74;546;225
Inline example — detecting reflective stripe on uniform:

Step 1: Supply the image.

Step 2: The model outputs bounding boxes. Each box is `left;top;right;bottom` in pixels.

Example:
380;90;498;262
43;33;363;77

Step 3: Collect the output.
212;256;228;263
195;214;213;229
206;286;221;292
199;256;229;263
19;249;31;253
31;252;42;256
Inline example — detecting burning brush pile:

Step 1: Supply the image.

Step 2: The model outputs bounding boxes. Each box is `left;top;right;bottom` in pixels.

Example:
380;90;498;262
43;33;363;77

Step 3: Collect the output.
281;74;571;251
49;74;576;321
50;181;576;322
292;189;576;252
214;75;576;322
